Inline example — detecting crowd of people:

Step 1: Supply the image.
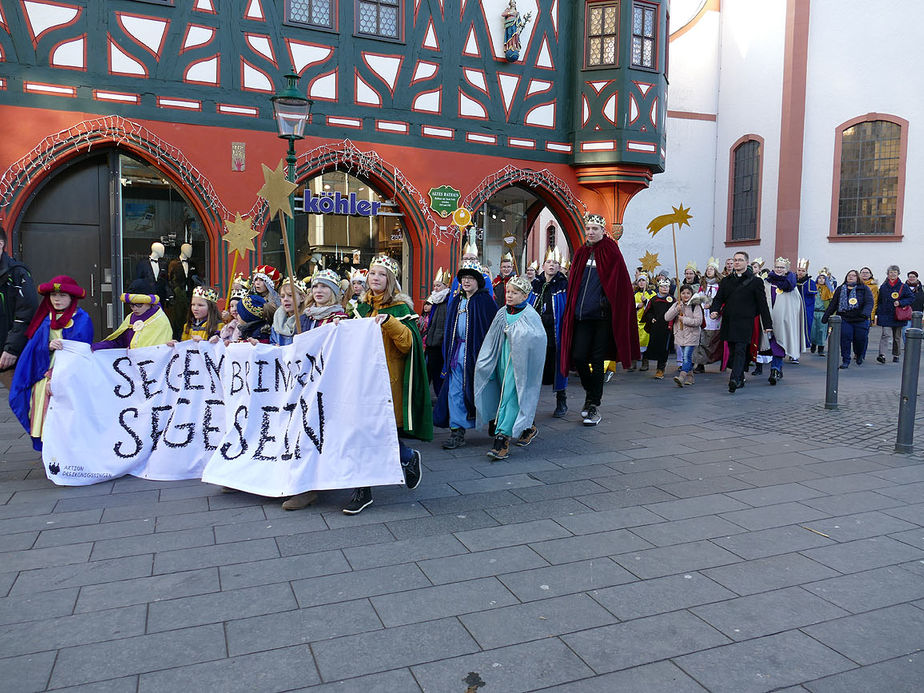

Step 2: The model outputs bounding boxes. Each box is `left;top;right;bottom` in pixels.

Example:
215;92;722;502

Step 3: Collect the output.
3;220;923;515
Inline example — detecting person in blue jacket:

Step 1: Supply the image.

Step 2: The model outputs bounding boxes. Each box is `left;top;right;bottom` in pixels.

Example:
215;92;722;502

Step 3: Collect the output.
876;264;915;364
529;247;569;417
822;269;875;369
9;275;93;451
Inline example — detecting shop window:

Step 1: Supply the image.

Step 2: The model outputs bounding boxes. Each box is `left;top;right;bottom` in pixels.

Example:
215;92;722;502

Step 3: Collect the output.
586;2;619;67
287;0;336;29
356;0;401;40
834;118;904;237
631;2;657;69
728;137;762;242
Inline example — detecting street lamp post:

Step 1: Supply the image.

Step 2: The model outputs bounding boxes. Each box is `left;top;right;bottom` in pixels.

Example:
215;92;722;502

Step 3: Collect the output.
270;69;312;278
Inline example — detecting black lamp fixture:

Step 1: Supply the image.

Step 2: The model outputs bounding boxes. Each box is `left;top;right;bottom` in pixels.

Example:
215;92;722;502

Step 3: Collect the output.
271;69;312;140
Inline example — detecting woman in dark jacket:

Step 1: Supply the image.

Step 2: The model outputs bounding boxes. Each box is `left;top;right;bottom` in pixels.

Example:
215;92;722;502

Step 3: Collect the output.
822;269;875;369
875;264;915;364
424;269;451;395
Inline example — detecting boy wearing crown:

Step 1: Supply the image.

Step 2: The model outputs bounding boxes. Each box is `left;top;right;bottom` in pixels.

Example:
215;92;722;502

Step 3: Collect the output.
493;251;517;309
9;276;94;451
92;279;173;351
424;267;452;395
530;246;569;417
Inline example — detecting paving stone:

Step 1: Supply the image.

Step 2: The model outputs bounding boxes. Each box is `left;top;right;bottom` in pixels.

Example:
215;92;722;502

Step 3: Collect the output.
882;502;924;526
382;509;498;539
417;545;548;584
730;467;823;487
553;506;664;534
12;555;154;595
739;452;823;471
802;446;880;462
645;494;751;520
527;464;628;484
872;467;924;484
212;512;328;543
508;479;610;503
801;473;896;495
321;501;431;529
45;677;139;693
713;524;835;560
311;617;479;681
629;515;746;547
537;661;708;692
804;565;924;613
890;527;924;549
343;533;468;570
137;645;319;693
52;490;160;513
608;455;691;474
152;538;278;574
802;536;924;573
0;571;15;598
803;604;924;665
469;458;562;477
0;587;77;626
276;523;395;557
33;519;154;549
460;592;616;648
591;571;735;620
499;558;635;602
0;650;57;693
0;530;37;552
670;461;754;481
703;553;840;596
656;476;755;499
371;576;517;627
804;652;924;693
218;550;350;590
578;486;677;511
454;518;571;552
49;624;227;688
100;497;209;522
531;529;653;564
484;497;593;525
797;511;917;542
5;484;116;507
75;568;218;612
0;508;102;535
291;563;431;608
146;582;297;632
725;483;824;507
157;483;227;501
90;527;215;560
412;637;594;693
448;473;544;495
803;490;905;515
291;668;421;692
226;598;382;656
674;630;855;693
152;505;266;532
419;490;523;516
562;610;730;673
614;539;741;579
0;604;146;657
874;481;924;504
0;541;92;572
720;502;831;531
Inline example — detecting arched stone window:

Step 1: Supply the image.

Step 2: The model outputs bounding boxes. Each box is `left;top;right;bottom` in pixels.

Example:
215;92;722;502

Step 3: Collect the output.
726;134;763;244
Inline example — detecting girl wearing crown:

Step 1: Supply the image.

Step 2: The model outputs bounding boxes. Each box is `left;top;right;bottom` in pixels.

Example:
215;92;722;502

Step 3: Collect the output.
424;267;452;395
92;279;174;351
9;276;94;451
177;286;223;342
345;255;430;514
435;259;498;450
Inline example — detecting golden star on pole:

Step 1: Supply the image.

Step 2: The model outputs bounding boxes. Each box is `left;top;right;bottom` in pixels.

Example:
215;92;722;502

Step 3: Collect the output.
222;212;258;257
639;250;660;275
646;203;694;236
257;159;298;220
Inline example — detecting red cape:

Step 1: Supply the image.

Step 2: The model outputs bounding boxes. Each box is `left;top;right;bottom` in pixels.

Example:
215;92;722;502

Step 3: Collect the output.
560;235;641;374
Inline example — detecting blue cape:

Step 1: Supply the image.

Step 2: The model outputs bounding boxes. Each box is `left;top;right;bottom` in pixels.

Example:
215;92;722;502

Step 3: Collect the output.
9;309;94;450
433;289;497;428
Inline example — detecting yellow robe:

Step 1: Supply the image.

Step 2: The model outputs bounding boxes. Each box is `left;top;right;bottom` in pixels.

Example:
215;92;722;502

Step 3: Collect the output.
102;308;173;348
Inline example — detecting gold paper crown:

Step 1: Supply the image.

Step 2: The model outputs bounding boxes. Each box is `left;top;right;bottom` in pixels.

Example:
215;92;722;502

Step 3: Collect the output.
797;257;810;271
775;257;790;268
819;266;831;277
528;260;539;271
544;246;563;264
508;276;532;296
752;257;764;268
282;276;309;295
500;250;514;263
350;268;367;283
685;261;698;272
433;266;452;285
192;286;219;303
462;240;479;257
370;255;400;277
707;257;721;271
584;213;606;227
229;287;248;301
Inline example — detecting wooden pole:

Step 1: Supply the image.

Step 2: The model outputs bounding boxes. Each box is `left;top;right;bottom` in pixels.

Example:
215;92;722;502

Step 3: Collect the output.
671;223;681;298
224;251;240;307
277;209;302;334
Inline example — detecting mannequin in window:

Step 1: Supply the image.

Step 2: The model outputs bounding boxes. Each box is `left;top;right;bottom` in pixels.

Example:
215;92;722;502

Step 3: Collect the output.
134;242;169;305
167;243;202;339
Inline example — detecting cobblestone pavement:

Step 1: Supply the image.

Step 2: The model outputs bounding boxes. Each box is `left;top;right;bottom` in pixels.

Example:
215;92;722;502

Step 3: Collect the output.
1;353;923;692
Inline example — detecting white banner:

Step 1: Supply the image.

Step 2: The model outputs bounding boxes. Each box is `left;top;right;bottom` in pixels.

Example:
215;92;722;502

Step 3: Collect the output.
42;319;403;494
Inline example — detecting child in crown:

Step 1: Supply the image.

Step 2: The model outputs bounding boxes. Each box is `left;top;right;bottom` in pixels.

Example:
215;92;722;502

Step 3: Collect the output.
176;286;224;342
9;276;94;451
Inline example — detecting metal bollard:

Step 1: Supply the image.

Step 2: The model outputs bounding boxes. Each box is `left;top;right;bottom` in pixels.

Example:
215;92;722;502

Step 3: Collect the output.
825;315;841;410
912;311;923;330
895;327;922;453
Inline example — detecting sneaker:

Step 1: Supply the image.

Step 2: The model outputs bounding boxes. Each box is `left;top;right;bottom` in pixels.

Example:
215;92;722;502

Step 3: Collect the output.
605;371;615;383
893;356;900;363
580;399;591;418
487;435;510;460
515;425;538;447
790;358;799;365
839;362;849;369
751;364;763;376
856;356;864;365
282;491;318;511
342;487;373;515
654;369;664;379
810;345;817;353
442;428;466;450
639;359;649;371
817;346;825;356
877;354;887;364
728;379;737;393
583;405;602;426
402;449;422;490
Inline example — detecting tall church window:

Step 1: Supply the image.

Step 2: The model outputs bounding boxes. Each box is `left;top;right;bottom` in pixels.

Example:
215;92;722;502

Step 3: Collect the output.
586;2;619;67
632;3;657;69
287;0;336;29
356;0;401;40
729;137;762;242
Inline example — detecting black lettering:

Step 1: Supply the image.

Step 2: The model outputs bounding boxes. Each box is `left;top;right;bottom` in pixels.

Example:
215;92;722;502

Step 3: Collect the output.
274;359;294;392
254;359;270;393
163;397;194;448
150;405;172;451
254;405;279;460
203;351;224;394
294;359;309;387
164;353;182;393
202;399;223;451
280;401;298;460
113;407;142;458
112;357;135;398
183;349;203;391
305;354;319;382
220;405;249;460
136;359;161;399
299;390;325;454
230;360;246;396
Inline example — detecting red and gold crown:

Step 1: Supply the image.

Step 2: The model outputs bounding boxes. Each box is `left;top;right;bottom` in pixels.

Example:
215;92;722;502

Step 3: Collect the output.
192;286;219;303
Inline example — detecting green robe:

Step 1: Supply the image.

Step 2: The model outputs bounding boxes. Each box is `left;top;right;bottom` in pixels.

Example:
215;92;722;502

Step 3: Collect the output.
356;300;434;442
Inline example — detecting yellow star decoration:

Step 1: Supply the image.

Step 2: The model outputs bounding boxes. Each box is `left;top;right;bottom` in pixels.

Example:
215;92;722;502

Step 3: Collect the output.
222;212;258;257
646;203;694;236
257;159;298;220
639;250;660;275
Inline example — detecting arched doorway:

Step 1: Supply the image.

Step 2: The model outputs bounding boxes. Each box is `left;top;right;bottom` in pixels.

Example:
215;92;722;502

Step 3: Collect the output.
16;150;210;338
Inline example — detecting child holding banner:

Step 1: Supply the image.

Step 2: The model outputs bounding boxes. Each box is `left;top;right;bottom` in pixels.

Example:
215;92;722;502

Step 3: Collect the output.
347;255;430;514
237;294;270;343
179;286;224;341
216;288;247;343
9;275;94;451
92;279;173;351
270;277;311;346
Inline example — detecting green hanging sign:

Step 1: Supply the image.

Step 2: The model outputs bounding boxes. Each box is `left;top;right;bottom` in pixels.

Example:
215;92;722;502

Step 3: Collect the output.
428;185;461;218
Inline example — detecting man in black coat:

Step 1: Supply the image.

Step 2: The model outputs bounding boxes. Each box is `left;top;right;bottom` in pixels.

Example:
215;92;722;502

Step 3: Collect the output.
710;251;773;392
0;227;39;384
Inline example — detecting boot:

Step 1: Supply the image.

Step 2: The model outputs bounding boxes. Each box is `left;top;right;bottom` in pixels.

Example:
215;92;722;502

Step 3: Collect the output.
752;363;763;376
817;345;825;356
768;367;781;385
342;487;373;515
654;369;664;379
442;428;466;450
639;358;649;371
810;344;817;353
488;435;510;460
686;372;695;386
282;491;318;511
553;391;567;418
693;364;705;374
673;371;687;388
